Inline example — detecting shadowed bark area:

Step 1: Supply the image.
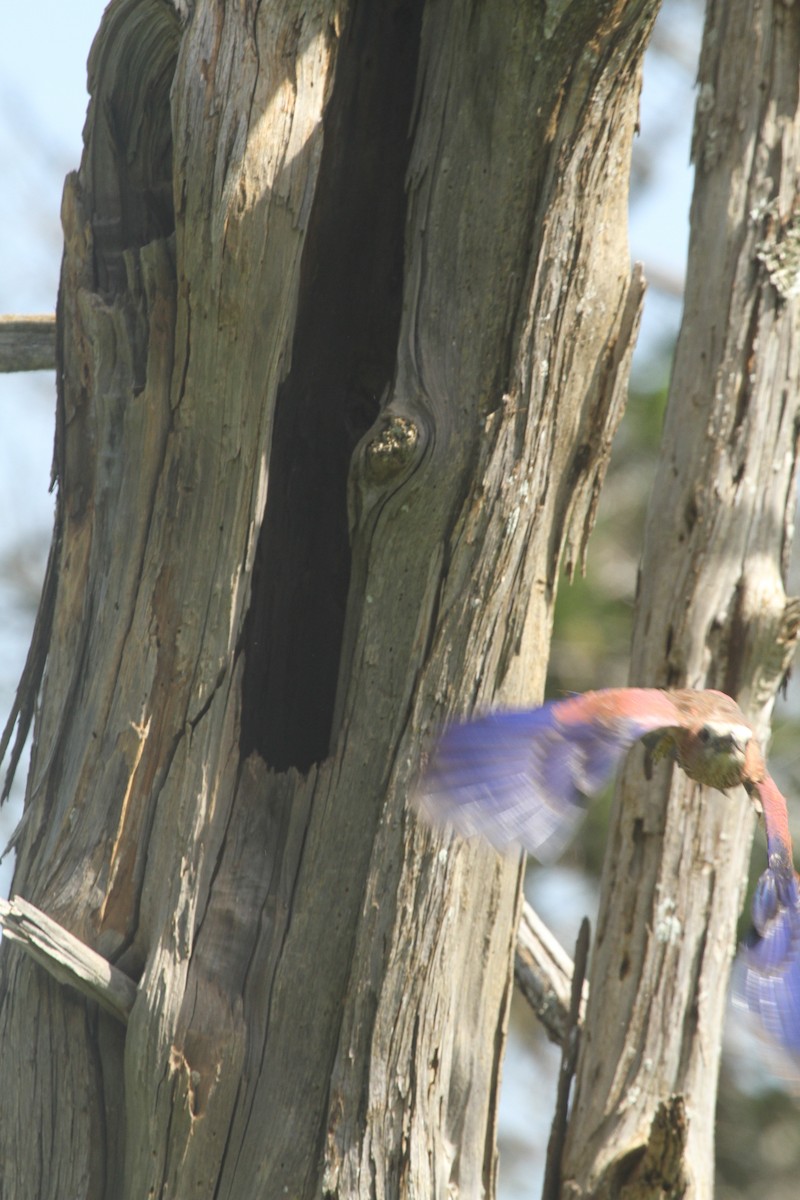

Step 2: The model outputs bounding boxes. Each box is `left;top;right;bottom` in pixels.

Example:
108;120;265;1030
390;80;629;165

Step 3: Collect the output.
0;2;664;1198
240;0;422;772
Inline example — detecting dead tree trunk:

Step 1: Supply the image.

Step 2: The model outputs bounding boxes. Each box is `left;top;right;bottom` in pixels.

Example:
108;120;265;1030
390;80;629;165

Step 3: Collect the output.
0;1;659;1197
562;3;800;1197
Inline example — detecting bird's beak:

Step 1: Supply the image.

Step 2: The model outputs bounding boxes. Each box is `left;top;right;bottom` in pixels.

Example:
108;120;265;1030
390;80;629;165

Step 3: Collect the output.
721;733;749;761
704;722;752;762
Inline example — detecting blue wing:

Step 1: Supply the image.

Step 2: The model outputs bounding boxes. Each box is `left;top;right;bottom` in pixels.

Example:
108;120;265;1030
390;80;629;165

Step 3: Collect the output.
736;854;800;1055
413;696;669;862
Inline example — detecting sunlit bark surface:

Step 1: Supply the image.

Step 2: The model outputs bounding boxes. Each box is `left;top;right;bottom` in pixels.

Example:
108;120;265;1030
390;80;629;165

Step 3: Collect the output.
0;2;661;1196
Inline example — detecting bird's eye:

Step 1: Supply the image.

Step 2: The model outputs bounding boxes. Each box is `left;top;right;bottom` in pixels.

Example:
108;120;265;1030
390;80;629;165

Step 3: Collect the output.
698;728;712;744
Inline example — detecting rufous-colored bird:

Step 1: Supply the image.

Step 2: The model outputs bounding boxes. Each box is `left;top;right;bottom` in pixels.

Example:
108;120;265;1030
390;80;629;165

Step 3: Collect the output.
415;687;800;1055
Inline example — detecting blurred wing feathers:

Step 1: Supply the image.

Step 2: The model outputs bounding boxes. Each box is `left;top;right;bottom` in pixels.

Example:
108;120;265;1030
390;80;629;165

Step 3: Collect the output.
415;690;682;862
737;856;800;1054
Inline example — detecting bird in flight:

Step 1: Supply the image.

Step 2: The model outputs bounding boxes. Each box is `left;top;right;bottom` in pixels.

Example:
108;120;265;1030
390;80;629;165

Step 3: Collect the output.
415;687;800;1057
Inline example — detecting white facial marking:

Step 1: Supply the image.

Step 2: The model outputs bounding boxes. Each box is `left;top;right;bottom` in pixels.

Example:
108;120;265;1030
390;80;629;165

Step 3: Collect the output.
702;721;752;752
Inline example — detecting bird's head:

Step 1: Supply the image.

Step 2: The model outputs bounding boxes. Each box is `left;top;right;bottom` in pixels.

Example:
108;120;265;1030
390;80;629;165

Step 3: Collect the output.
676;719;754;789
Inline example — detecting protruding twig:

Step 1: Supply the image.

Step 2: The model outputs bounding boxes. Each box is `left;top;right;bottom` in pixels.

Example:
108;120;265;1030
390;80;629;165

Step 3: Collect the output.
514;899;588;1045
541;916;591;1200
0;895;136;1023
0;315;56;372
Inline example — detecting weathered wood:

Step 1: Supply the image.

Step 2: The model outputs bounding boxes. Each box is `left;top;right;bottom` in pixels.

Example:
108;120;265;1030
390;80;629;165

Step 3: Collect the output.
0;886;571;1041
319;5;657;1194
515;899;586;1046
0;315;56;372
0;896;136;1023
0;1;660;1198
562;3;800;1197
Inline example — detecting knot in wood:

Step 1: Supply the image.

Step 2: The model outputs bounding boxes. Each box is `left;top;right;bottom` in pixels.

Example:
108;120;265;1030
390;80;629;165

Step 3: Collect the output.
364;415;419;483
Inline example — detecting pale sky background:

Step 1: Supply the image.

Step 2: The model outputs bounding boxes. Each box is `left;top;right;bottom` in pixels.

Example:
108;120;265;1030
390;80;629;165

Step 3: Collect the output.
0;0;111;866
0;1;729;1195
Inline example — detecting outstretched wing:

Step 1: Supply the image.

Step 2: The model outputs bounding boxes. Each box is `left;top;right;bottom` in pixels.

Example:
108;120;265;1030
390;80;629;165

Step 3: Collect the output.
736;854;800;1055
735;774;800;1056
414;688;684;862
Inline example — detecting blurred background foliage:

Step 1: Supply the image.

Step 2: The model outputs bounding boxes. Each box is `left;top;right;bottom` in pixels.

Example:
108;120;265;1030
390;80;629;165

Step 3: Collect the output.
548;376;671;696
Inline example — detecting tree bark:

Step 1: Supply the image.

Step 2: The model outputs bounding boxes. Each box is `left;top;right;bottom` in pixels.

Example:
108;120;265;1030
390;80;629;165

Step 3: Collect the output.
562;3;800;1197
0;1;659;1198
